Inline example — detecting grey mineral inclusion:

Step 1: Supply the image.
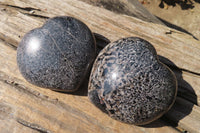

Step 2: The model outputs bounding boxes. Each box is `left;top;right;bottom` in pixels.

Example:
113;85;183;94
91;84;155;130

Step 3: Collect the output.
88;37;177;125
17;16;96;92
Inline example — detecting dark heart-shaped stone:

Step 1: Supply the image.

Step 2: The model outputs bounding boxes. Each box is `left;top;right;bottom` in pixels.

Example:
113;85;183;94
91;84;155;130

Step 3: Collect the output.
17;16;96;92
88;37;177;125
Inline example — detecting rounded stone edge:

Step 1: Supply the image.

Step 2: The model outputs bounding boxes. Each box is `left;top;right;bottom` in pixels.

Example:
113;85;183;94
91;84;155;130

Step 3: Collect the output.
17;16;97;92
88;37;178;125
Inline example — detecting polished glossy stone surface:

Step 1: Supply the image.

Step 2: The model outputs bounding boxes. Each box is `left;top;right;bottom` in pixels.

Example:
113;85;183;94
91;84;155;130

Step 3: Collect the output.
17;16;96;92
88;37;177;125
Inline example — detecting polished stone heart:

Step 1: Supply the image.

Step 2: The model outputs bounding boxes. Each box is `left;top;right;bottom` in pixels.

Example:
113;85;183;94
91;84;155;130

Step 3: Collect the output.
17;16;96;92
88;37;177;125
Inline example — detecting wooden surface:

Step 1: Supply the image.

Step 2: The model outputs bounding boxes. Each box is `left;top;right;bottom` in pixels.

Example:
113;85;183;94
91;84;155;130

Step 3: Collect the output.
0;0;200;133
80;0;164;24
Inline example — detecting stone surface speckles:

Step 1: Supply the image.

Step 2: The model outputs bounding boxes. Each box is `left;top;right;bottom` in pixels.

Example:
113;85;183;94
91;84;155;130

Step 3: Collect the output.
88;37;177;125
17;16;96;92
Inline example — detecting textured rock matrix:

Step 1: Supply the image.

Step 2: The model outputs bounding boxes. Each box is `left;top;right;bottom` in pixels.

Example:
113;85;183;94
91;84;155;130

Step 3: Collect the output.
88;37;177;125
17;16;96;92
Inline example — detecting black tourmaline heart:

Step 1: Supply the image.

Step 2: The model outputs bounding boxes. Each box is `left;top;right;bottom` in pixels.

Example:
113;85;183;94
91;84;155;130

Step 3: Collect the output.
17;16;96;92
88;37;177;125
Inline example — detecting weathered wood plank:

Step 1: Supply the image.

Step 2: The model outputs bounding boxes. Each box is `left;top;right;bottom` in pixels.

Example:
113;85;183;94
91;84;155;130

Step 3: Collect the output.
0;0;200;74
0;41;179;133
0;102;38;133
0;0;200;132
165;97;200;133
80;0;164;24
0;0;200;105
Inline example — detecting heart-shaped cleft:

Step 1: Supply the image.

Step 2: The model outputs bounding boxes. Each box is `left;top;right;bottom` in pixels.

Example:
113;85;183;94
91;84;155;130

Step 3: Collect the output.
88;37;177;125
17;16;96;92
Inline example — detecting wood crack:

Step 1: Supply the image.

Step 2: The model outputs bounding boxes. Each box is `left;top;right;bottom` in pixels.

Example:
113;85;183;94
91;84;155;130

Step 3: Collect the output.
0;38;17;50
159;56;200;77
180;67;200;76
17;118;53;133
0;71;52;101
21;12;49;19
168;64;200;77
0;3;49;20
2;4;41;12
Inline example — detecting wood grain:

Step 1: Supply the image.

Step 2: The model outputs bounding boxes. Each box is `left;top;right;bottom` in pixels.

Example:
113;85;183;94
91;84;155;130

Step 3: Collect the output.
0;0;200;132
0;0;200;105
0;41;179;133
80;0;164;25
0;0;200;73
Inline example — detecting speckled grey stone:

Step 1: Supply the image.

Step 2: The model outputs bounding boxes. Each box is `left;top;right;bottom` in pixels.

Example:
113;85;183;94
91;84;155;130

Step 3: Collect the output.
88;37;177;125
17;16;96;92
